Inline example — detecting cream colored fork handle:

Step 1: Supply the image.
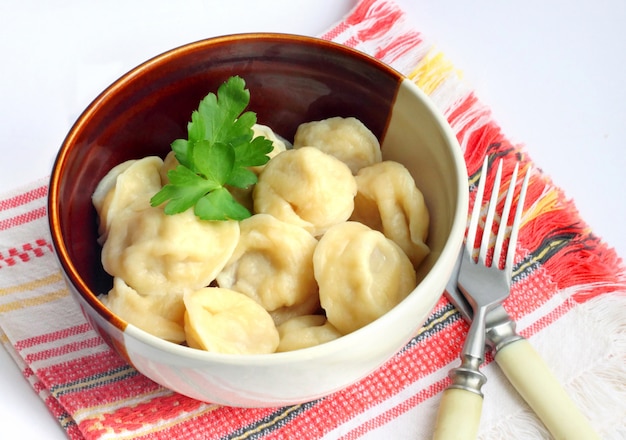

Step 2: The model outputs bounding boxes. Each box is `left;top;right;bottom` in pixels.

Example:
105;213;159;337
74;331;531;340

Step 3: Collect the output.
432;388;482;440
496;338;601;440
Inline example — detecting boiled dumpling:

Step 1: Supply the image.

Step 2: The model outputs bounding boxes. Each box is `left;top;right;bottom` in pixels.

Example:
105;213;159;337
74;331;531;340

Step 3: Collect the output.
92;159;135;219
350;161;430;269
269;291;322;327
100;277;186;343
253;146;357;236
216;213;319;316
276;315;342;352
183;287;279;354
102;204;239;297
313;221;416;334
228;124;290;211
250;124;289;173
293;116;381;174
92;156;164;244
159;151;179;185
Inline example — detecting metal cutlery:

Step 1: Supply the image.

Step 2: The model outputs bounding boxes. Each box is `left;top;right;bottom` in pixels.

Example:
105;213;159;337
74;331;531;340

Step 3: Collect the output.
444;268;600;440
434;157;600;440
433;157;528;440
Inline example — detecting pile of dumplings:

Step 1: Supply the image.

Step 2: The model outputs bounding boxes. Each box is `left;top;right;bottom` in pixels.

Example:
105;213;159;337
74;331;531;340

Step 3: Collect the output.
92;117;430;355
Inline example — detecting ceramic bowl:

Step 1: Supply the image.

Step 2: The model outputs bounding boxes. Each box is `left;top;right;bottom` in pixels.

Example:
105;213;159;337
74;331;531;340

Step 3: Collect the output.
48;33;468;407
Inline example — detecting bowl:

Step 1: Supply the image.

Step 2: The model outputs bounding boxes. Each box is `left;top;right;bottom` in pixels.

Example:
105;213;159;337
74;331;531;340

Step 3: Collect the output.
48;33;468;407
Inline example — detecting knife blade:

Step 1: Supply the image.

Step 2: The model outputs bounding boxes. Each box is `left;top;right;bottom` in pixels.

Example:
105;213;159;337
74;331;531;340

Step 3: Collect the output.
442;249;600;439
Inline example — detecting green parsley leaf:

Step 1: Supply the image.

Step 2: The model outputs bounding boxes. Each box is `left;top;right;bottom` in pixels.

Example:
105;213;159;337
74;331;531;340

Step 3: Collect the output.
192;141;235;185
151;165;218;215
195;187;251;221
150;76;274;221
226;166;258;189
235;135;274;168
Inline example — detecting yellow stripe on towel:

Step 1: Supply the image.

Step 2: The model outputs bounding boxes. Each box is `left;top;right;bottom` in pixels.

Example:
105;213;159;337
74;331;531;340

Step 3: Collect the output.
0;272;63;297
0;271;68;313
0;288;68;313
408;49;460;95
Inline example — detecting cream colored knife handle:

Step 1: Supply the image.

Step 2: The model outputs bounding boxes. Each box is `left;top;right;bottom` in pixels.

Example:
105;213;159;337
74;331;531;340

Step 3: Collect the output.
496;338;600;440
432;388;482;440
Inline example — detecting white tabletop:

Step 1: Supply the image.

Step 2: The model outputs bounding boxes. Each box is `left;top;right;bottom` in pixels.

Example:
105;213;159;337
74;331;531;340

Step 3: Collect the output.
1;1;624;438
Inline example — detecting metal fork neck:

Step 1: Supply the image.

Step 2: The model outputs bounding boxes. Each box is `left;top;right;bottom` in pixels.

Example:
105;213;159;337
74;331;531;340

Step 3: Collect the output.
462;304;491;360
486;317;524;352
447;355;487;397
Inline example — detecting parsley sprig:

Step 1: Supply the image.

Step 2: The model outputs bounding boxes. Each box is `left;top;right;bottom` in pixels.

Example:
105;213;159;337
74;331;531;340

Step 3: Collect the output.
150;76;273;221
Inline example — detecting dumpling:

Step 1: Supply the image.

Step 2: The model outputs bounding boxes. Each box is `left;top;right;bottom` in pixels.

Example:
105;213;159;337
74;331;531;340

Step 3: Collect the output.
99;156;239;295
313;221;417;334
216;214;319;317
101;157;239;295
100;277;186;343
269;291;322;327
276;315;342;352
159;151;179;185
253;146;357;236
293;116;381;174
350;161;430;269
102;204;240;297
183;287;279;354
92;156;164;244
92;159;135;218
250;123;289;173
227;124;290;211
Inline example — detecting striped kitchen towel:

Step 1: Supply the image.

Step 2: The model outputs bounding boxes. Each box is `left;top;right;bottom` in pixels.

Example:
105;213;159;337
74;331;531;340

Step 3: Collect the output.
1;0;625;438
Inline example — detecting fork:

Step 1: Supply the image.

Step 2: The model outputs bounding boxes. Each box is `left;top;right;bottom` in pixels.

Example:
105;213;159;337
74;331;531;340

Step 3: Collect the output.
433;157;529;440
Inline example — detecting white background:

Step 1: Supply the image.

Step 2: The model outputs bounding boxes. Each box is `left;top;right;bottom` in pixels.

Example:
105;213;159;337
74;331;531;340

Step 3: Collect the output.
1;1;624;438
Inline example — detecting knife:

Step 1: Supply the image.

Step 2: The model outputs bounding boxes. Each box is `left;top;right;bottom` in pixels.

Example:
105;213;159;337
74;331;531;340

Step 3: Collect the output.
443;249;600;440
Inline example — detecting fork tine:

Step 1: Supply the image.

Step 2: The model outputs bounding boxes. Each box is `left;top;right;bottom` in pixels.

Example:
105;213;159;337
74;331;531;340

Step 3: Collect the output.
478;159;503;264
492;162;519;267
466;157;489;256
505;166;531;276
